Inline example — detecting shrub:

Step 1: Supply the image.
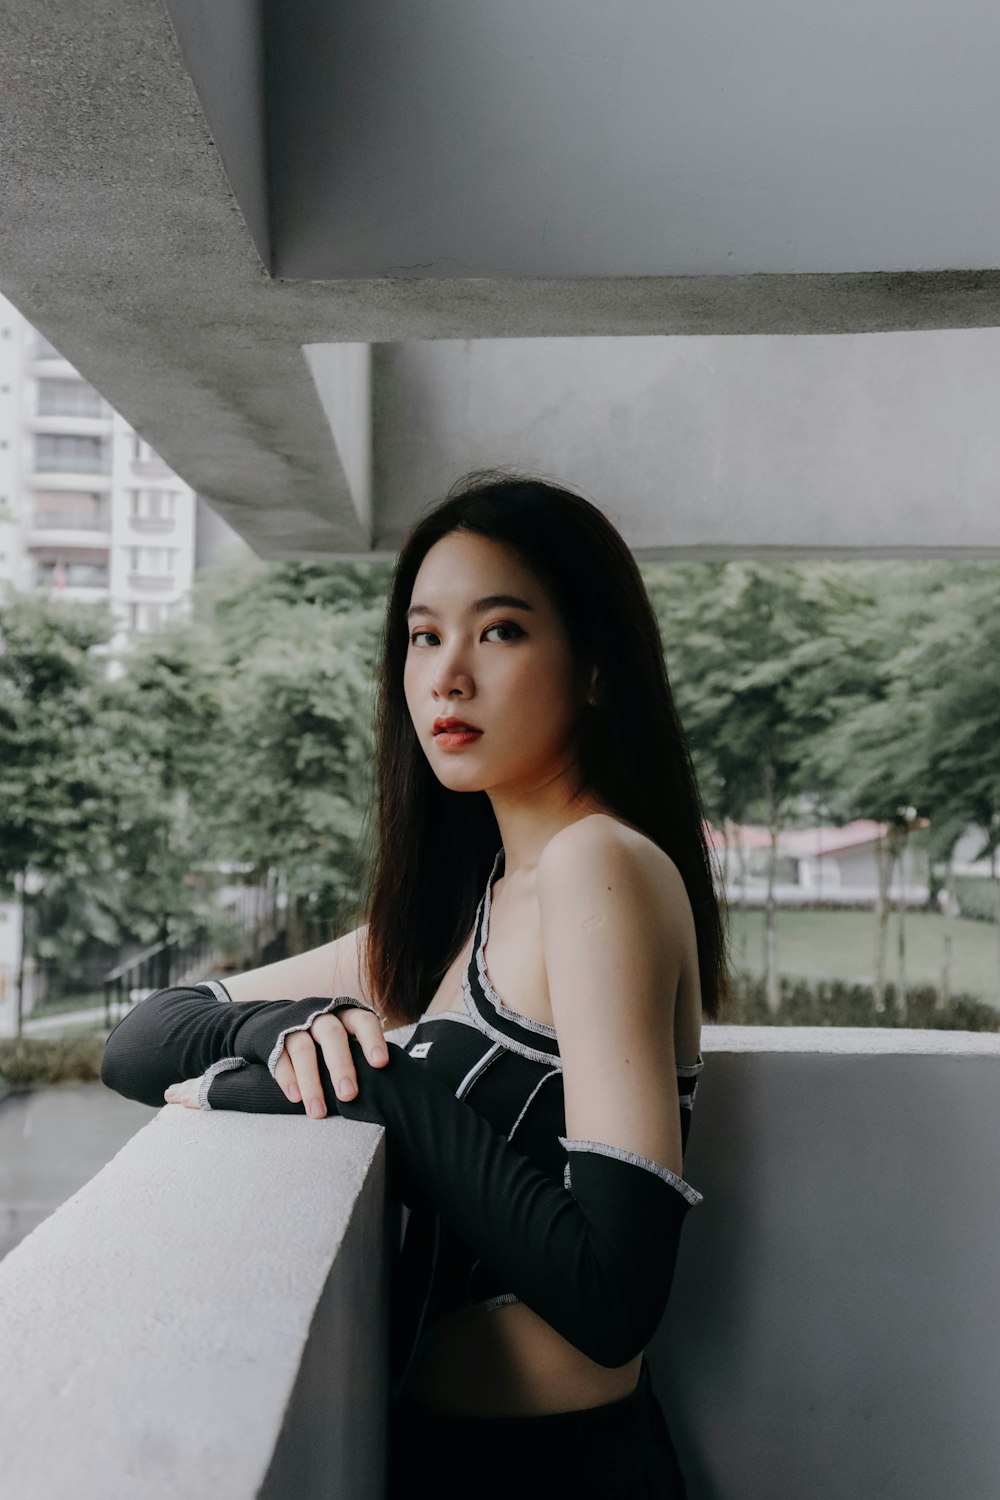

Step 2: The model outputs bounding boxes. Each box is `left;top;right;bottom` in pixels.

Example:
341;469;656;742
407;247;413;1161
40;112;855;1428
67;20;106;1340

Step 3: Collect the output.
722;974;1000;1031
0;1035;107;1087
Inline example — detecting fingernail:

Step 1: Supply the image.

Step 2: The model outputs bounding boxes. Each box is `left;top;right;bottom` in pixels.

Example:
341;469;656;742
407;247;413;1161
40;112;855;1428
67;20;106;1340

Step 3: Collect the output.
337;1077;356;1100
309;1099;325;1118
287;1083;300;1101
371;1046;387;1064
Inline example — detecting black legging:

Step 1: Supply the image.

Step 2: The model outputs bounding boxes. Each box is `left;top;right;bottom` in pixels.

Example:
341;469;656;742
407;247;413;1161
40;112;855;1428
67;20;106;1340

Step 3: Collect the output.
386;1356;689;1499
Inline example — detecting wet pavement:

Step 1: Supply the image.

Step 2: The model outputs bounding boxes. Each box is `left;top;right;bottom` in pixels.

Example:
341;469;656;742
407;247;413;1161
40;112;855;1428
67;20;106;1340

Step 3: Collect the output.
0;1082;156;1260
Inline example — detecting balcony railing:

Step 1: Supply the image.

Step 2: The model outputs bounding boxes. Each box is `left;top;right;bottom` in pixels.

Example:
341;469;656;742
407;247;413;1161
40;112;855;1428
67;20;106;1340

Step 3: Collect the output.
129;515;176;534
130;457;173;478
35;573;110;591
32;510;111;532
126;572;175;591
0;1026;997;1498
33;457;111;476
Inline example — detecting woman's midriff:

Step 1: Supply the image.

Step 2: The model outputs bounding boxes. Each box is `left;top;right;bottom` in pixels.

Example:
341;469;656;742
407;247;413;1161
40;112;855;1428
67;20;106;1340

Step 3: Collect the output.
401;1299;644;1417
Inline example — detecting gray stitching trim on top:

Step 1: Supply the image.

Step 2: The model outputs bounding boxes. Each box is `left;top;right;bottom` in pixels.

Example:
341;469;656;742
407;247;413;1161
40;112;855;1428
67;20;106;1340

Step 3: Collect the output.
454;1042;504;1099
475;849;560;1039
461;968;564;1068
676;1054;704;1076
506;1067;561;1143
417;1008;481;1030
475;1292;522;1313
198;1055;248;1110
196;980;234;1004
558;1136;704;1206
266;995;378;1077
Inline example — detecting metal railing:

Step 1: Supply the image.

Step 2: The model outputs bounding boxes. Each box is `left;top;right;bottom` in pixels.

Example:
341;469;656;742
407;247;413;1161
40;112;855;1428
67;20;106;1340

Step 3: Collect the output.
32;510;111;531
102;892;286;1028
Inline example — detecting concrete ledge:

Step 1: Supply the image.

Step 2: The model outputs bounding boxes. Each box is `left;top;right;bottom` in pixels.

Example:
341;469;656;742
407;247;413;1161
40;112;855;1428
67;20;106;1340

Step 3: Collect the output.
704;1022;1000;1055
0;1107;391;1500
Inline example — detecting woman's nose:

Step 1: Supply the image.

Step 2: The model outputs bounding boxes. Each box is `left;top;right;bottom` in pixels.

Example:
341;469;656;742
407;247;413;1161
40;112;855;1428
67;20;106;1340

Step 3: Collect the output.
431;650;472;698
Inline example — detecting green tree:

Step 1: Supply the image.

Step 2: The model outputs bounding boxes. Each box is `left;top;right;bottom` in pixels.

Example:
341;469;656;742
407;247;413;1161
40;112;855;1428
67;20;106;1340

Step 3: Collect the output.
648;560;866;1012
0;591;119;1029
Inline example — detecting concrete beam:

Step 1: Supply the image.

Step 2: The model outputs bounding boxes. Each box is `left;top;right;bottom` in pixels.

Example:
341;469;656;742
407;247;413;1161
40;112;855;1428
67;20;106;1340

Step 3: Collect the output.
3;2;1000;558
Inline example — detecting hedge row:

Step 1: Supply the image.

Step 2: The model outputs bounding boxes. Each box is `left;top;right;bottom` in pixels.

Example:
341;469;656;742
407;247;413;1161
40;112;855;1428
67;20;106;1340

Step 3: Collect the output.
722;974;1000;1031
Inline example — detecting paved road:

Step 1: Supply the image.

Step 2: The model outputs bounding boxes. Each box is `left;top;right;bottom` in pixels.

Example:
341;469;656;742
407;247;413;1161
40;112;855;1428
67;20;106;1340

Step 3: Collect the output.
0;1082;156;1261
21;1001;135;1037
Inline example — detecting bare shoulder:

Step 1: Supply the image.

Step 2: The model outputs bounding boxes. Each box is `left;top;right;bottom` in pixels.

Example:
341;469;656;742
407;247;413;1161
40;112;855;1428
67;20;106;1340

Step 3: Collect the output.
538;813;687;908
536;814;696;977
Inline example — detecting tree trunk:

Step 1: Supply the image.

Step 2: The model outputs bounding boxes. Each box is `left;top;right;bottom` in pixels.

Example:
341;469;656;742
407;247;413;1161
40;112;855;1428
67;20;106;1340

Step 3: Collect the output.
736;825;750;978
939;852;955;1013
14;870;27;1040
873;828;893;1015
895;828;909;1021
764;760;781;1016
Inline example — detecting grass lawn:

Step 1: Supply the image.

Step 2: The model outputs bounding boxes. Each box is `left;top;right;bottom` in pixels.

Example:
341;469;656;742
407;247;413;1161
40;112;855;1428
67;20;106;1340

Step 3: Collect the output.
727;906;1000;1009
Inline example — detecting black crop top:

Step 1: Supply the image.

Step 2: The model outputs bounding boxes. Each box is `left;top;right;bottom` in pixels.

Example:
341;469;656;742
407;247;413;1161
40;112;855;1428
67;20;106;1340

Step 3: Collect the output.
385;846;704;1394
99;846;705;1400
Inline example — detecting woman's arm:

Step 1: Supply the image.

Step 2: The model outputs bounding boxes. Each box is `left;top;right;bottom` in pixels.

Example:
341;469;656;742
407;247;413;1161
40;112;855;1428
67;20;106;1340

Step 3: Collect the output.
223;923;380;1009
99;985;381;1109
203;824;705;1369
197;1025;701;1370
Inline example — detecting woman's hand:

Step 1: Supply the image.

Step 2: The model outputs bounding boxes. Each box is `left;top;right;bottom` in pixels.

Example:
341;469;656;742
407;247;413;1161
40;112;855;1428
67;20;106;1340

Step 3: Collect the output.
164;1077;203;1108
272;1002;391;1118
162;998;391;1116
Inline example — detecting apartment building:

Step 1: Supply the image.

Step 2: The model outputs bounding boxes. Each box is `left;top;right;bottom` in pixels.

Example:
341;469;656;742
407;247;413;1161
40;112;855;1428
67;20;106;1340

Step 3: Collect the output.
0;292;196;652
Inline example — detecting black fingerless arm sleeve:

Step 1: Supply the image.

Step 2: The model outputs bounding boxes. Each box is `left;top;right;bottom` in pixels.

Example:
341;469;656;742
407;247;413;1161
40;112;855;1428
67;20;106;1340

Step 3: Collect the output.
100;992;703;1368
334;1036;703;1369
98;984;380;1110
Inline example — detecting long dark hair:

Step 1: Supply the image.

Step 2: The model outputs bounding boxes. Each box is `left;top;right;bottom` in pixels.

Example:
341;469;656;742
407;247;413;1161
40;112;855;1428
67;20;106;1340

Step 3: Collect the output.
361;469;731;1026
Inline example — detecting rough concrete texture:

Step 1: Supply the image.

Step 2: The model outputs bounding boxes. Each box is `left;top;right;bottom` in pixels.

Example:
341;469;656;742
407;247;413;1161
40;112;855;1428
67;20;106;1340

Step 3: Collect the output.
255;1;1000;282
371;332;1000;556
651;1028;1000;1500
3;3;1000;557
0;1102;388;1500
705;1022;1000;1055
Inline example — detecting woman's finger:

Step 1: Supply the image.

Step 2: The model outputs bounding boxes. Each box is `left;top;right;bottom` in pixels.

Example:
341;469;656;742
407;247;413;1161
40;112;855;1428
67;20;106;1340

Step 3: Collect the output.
283;1028;332;1118
164;1077;202;1109
310;1013;369;1104
286;1021;357;1117
333;1006;389;1066
272;1051;301;1103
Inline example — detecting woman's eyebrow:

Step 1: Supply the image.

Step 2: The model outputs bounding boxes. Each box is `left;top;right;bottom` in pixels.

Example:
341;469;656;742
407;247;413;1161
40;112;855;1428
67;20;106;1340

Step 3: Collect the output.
406;593;535;622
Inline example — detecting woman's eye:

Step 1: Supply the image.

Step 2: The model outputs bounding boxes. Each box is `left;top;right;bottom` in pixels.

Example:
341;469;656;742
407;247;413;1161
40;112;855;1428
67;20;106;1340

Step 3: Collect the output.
482;621;524;643
408;621;524;647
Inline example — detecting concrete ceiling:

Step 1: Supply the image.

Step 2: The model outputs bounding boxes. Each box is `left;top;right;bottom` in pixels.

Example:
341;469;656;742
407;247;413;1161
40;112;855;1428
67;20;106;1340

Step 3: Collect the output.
1;0;999;558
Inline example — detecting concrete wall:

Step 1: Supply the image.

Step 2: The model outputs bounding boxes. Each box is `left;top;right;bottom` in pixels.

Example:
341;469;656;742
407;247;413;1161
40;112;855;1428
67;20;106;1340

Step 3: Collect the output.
372;331;1000;556
1;1026;996;1499
255;1;1000;281
647;1026;1000;1498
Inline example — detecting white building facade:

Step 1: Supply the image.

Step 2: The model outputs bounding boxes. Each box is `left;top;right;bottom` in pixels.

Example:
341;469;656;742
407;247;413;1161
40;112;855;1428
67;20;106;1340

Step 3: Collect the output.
0;291;196;651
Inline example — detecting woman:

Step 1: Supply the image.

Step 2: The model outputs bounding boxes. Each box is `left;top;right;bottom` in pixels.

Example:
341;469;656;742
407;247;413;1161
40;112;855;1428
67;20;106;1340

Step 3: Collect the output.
101;470;730;1499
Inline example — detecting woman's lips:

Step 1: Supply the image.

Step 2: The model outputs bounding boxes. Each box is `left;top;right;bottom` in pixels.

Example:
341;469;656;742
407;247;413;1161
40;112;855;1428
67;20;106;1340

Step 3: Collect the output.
434;727;484;750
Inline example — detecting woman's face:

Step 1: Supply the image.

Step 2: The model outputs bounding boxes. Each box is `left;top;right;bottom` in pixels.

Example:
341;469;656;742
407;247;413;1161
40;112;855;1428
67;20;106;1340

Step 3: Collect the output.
403;530;589;796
